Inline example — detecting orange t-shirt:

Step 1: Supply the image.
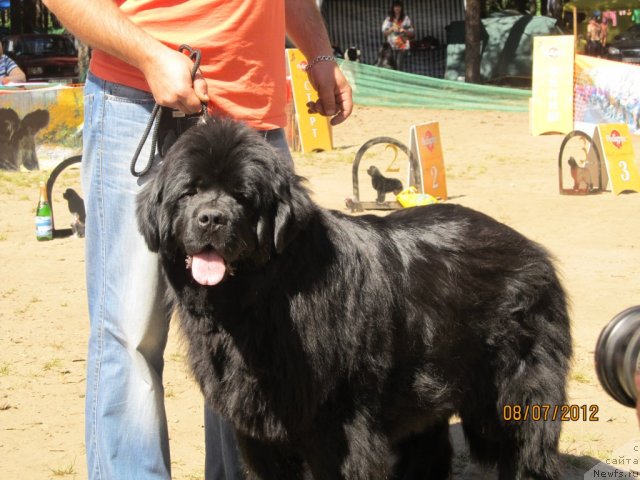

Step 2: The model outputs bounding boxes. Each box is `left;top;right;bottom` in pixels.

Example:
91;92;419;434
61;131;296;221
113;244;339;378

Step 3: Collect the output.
90;0;286;130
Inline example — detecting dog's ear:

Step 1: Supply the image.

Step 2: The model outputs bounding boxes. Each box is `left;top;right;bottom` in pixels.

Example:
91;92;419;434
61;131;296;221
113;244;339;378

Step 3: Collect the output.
255;212;273;262
274;200;293;254
0;108;20;140
273;174;314;254
20;109;50;134
136;176;164;253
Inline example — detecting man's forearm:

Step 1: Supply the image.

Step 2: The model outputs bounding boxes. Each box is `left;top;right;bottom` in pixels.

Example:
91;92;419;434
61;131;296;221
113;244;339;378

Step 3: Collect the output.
42;0;165;73
7;66;26;83
285;0;334;60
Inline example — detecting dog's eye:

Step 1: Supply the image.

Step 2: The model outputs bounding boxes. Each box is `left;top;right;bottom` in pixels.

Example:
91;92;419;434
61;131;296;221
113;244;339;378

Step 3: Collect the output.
235;191;252;206
180;188;197;199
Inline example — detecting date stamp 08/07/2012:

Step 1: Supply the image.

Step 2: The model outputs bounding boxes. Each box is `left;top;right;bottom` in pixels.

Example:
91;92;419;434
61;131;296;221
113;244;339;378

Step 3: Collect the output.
502;404;600;422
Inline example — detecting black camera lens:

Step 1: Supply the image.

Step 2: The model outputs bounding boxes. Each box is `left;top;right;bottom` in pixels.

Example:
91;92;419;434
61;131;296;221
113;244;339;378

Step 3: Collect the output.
595;306;640;408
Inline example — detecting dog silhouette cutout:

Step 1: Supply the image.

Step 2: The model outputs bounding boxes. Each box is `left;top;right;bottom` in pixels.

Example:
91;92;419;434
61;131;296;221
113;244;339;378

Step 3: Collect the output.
367;165;403;203
0;108;50;171
568;156;593;192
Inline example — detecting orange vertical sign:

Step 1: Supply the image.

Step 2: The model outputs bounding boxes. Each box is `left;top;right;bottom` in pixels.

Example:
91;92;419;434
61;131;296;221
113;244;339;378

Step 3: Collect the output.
530;35;574;135
285;49;333;153
592;124;640;195
409;122;448;200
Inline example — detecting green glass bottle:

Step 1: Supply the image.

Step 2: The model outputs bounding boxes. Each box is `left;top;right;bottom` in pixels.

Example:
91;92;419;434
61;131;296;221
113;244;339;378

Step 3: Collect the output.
35;181;53;241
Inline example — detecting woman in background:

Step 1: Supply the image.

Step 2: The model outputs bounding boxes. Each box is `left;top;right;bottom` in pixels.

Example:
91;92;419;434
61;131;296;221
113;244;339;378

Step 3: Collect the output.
381;0;414;71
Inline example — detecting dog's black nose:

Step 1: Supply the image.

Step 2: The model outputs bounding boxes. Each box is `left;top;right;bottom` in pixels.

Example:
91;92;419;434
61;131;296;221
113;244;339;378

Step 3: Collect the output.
198;209;227;228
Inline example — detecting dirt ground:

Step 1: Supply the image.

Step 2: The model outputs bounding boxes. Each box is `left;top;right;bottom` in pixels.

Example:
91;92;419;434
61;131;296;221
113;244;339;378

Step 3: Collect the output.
1;106;639;479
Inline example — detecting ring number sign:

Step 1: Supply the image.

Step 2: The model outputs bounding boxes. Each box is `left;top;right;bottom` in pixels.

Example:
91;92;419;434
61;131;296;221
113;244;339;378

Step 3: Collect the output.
409;123;448;200
592;124;640;195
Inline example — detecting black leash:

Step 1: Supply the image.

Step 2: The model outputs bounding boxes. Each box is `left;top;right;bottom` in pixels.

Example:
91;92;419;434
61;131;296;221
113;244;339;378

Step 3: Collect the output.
130;44;207;177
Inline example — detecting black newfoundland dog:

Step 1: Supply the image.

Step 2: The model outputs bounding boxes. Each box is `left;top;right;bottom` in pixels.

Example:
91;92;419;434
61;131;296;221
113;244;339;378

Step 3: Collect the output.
137;117;572;480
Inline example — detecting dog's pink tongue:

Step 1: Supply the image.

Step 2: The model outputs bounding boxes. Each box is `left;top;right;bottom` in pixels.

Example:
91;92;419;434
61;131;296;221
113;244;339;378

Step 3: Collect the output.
190;251;226;286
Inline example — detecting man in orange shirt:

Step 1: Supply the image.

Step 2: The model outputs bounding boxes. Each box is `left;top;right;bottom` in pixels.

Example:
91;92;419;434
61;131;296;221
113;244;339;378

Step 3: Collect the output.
41;1;352;479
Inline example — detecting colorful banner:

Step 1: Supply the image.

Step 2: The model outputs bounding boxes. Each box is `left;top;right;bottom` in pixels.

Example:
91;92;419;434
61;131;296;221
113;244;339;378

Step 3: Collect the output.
530;35;575;135
574;54;640;136
285;49;333;153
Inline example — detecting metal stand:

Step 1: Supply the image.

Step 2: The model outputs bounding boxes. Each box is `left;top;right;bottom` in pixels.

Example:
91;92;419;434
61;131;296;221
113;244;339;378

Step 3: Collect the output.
558;130;605;195
347;136;423;212
46;155;83;238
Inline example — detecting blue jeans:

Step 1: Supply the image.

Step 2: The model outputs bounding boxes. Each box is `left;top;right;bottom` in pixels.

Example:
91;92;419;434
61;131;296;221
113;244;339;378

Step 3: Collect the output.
82;72;292;479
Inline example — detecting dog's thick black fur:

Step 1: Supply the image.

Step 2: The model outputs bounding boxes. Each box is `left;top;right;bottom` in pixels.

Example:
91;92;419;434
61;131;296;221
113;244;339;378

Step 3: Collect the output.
137;117;572;480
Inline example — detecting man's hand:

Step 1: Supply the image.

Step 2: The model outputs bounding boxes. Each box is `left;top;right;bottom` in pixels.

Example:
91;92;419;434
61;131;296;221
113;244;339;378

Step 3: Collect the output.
141;46;209;114
42;0;209;115
285;0;353;126
305;61;352;126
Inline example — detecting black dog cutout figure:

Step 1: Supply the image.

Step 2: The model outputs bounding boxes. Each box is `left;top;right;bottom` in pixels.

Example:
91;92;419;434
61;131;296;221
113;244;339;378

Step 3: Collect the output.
63;188;86;238
0;108;50;171
136;117;572;480
367;165;403;203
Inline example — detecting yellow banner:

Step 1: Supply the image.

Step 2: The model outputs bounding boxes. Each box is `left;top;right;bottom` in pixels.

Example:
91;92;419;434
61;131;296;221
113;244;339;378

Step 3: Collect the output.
285;49;333;153
409;122;448;200
592;124;640;195
530;35;574;136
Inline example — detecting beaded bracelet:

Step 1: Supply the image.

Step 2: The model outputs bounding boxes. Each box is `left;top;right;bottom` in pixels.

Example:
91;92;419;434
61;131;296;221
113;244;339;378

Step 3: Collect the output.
304;55;337;72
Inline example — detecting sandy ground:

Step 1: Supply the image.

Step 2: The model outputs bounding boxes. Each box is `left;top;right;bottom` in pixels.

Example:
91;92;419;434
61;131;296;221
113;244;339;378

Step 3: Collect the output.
1;106;639;479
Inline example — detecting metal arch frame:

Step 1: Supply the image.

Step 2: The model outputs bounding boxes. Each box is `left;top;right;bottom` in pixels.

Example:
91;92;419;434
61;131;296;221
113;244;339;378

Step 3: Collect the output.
46;154;83;238
558;130;604;195
349;136;422;212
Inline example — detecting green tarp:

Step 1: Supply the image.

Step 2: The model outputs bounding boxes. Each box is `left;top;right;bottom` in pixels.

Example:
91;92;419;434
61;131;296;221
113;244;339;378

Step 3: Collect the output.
444;14;562;82
338;59;530;111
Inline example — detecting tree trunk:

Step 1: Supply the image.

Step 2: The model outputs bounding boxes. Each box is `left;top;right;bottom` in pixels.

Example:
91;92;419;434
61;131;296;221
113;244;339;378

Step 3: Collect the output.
21;0;37;33
77;41;91;82
9;0;47;33
464;0;482;84
9;0;22;33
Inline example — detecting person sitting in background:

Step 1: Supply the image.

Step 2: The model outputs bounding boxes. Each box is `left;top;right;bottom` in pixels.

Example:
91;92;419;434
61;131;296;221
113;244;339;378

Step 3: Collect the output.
0;43;26;84
381;0;414;71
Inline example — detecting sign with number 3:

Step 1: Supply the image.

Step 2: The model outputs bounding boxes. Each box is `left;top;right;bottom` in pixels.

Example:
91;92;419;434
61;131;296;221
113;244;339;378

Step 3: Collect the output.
592;124;640;195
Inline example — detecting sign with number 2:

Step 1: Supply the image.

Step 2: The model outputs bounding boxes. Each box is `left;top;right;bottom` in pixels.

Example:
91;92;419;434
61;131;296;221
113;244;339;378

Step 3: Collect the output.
409;123;448;200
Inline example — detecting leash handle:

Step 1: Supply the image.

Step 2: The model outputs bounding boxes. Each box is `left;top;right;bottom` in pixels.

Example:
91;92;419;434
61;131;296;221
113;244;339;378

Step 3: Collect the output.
130;44;207;177
177;44;209;116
